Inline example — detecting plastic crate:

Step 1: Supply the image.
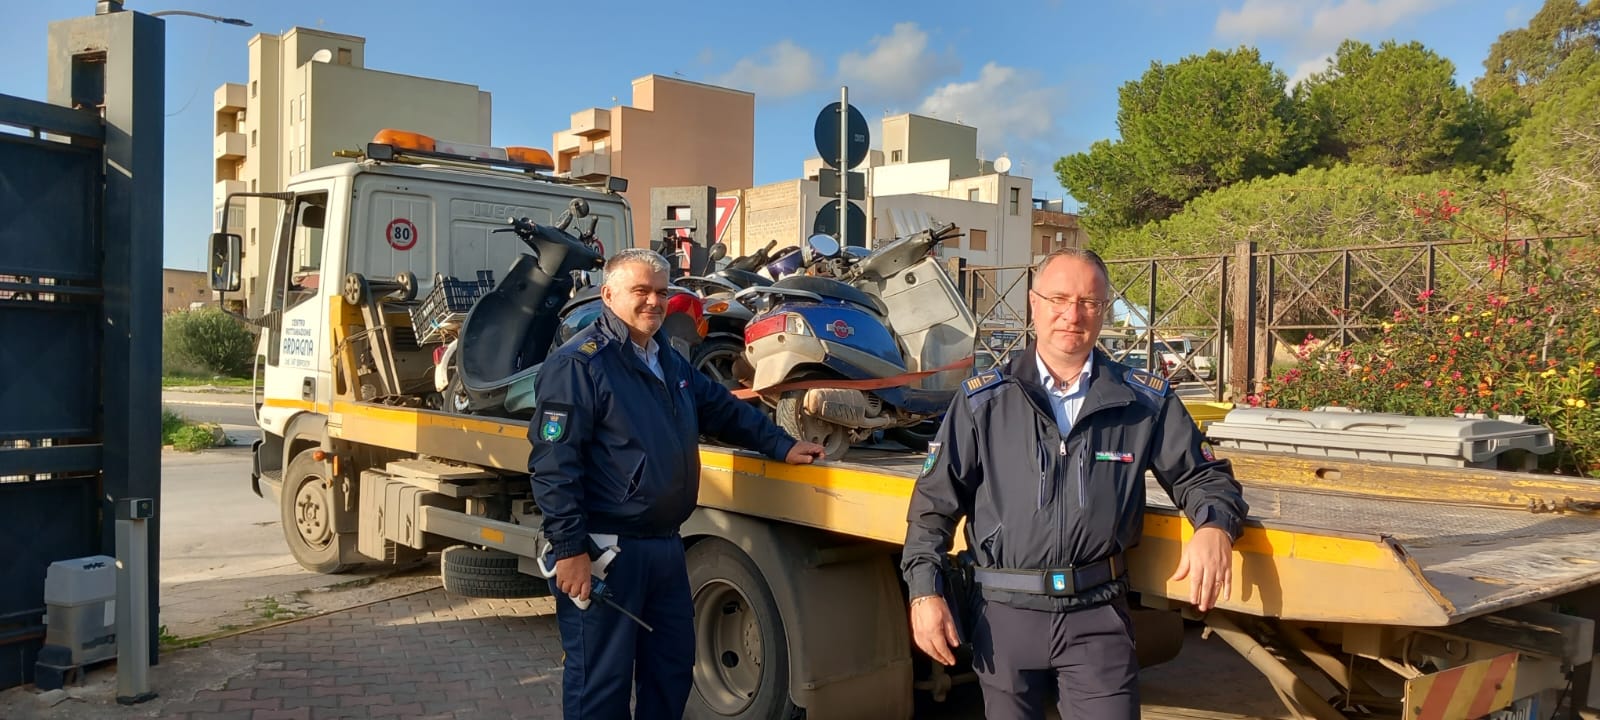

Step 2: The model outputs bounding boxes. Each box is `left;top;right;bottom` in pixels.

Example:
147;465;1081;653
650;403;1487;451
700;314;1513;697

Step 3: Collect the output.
1206;407;1555;470
410;271;494;345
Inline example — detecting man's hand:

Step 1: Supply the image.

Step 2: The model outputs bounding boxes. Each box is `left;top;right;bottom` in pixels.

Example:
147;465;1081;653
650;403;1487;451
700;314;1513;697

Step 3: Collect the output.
554;553;592;603
785;441;826;464
1169;526;1233;612
909;595;961;666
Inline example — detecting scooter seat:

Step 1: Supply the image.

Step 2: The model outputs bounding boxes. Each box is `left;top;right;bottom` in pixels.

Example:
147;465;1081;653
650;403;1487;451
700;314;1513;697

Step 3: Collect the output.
772;276;886;316
716;268;772;289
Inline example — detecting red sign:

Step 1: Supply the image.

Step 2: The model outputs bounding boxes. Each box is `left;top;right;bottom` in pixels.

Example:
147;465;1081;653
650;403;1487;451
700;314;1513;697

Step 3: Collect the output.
828;320;854;339
714;196;739;241
386;218;418;251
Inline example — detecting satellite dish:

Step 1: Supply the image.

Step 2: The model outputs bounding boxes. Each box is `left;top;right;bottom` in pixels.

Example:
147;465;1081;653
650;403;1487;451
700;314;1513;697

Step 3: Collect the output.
994;156;1012;174
311;49;333;64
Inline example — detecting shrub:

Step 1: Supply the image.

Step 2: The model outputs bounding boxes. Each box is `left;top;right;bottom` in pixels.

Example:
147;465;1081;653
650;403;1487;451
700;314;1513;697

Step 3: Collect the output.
1262;238;1600;476
163;308;255;377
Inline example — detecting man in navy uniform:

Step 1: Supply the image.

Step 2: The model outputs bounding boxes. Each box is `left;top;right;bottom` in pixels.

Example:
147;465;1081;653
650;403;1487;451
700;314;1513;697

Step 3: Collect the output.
901;248;1249;719
529;247;825;719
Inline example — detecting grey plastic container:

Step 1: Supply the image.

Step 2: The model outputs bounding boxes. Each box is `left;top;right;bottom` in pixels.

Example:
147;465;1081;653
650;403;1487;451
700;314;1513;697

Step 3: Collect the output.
44;555;116;606
1205;408;1555;470
44;601;117;665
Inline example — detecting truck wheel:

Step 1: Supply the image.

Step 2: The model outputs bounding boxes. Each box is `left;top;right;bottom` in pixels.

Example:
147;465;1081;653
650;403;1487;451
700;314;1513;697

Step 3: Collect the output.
685;539;799;720
440;545;547;599
281;449;359;574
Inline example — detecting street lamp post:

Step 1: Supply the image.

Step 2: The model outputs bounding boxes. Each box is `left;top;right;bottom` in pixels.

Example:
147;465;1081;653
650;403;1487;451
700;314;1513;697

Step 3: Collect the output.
95;1;254;26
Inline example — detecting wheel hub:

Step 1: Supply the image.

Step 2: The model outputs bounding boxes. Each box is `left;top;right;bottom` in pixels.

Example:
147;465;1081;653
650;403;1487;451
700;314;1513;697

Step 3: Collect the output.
694;580;764;713
293;480;333;550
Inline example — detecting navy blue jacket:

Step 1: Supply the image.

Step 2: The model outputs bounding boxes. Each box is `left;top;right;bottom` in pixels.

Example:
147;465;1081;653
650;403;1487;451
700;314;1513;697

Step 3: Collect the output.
902;346;1248;611
528;307;797;560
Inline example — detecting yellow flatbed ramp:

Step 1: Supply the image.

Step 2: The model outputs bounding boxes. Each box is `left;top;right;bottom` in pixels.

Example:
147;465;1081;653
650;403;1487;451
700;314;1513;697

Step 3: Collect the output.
696;445;1600;629
330;401;1600;629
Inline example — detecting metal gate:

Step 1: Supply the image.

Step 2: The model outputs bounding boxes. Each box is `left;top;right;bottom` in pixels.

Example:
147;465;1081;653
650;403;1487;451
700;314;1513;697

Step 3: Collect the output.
0;6;164;689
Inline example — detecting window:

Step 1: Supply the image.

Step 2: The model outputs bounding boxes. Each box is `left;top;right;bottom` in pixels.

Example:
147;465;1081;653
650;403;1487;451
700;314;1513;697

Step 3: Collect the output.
167;287;175;294
250;80;257;97
299;145;307;171
891;149;903;163
943;229;960;248
968;188;980;202
288;99;296;125
250;227;256;247
250;179;256;192
969;229;987;251
280;193;328;313
1009;187;1021;216
300;93;306;120
337;47;352;65
250;129;257;147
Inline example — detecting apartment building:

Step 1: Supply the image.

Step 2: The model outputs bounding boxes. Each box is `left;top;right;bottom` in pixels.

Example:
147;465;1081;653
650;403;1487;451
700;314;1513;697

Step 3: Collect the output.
552;75;755;251
213;28;492;313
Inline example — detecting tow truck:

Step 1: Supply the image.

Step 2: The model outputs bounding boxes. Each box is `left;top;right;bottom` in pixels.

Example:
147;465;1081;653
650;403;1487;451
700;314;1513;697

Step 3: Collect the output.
209;129;1600;719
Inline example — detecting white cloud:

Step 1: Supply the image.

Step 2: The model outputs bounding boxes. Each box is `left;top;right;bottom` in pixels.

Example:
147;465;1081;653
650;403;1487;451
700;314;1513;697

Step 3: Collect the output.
711;40;822;98
837;22;960;105
1215;0;1304;40
1288;54;1334;87
1214;0;1450;90
1305;0;1445;46
916;63;1062;155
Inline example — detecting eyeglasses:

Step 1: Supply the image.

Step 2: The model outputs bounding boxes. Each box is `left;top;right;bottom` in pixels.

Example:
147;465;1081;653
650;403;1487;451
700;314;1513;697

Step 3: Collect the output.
1030;290;1111;316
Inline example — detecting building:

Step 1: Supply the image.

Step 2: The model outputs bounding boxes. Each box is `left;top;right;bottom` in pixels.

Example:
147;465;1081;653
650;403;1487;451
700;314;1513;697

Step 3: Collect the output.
722;113;1037;326
552;75;755;251
1031;199;1089;255
163;269;212;313
213;28;492;313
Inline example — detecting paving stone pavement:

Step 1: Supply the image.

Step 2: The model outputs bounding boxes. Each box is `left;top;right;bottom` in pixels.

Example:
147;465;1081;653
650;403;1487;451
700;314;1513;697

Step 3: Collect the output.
1;590;566;720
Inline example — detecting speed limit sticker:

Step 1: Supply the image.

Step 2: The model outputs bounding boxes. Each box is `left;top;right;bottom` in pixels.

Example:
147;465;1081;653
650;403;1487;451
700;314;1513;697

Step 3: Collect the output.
386;218;418;251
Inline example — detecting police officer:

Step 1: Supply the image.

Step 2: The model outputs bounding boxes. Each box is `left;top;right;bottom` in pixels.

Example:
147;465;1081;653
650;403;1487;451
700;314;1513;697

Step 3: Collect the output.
528;247;826;720
901;248;1249;719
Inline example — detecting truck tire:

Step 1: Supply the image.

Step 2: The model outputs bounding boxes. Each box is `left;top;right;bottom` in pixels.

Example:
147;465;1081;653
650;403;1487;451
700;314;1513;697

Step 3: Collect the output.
281;449;360;574
440;545;548;599
685;539;800;720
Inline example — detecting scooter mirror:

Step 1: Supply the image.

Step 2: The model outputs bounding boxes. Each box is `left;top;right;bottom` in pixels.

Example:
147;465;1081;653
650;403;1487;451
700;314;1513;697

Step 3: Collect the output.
709;243;728;263
806;233;841;259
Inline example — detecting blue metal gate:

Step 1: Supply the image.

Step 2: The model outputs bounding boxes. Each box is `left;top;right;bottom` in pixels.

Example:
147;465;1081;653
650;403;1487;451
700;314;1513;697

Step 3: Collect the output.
0;5;164;689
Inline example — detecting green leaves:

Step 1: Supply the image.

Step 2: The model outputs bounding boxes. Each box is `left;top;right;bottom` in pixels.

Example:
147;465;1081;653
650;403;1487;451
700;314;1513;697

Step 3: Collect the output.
1057;47;1309;236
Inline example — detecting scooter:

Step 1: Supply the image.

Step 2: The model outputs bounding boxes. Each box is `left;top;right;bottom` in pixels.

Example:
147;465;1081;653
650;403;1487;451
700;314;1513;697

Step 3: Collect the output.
673;240;778;390
440;216;605;416
733;224;977;460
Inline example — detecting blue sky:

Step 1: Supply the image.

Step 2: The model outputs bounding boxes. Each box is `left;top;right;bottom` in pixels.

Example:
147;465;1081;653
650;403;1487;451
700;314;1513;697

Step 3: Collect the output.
3;0;1528;271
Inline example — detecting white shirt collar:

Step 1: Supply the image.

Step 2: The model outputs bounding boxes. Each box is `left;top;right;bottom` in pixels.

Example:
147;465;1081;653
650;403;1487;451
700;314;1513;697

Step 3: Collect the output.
1036;351;1092;396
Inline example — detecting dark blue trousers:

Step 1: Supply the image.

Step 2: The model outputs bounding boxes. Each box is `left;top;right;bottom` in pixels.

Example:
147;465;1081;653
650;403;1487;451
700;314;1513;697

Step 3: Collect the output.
970;595;1139;720
551;536;694;720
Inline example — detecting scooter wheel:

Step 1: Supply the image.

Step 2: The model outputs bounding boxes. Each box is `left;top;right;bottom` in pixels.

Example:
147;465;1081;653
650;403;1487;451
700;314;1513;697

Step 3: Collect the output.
342;273;367;306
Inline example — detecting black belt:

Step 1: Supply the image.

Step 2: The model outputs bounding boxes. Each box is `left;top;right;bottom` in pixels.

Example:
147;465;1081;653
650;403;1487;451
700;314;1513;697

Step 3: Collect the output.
972;554;1125;597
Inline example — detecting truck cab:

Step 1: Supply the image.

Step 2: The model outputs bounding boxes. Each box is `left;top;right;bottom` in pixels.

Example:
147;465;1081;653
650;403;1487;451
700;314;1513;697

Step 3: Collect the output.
209;130;632;501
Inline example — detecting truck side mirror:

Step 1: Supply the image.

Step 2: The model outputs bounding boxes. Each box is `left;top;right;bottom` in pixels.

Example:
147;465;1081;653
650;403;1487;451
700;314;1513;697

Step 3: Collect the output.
209;232;243;293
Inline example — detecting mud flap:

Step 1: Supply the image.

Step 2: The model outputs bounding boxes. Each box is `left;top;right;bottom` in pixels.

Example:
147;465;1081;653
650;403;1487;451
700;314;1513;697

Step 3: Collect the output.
1402;651;1519;719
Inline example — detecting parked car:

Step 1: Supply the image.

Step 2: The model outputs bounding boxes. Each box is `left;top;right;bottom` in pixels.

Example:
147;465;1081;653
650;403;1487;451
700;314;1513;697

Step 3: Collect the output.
1153;335;1214;382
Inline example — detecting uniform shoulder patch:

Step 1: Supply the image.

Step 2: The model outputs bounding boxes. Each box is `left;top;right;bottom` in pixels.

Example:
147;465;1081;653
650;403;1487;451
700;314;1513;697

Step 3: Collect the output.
575;335;607;358
920;442;942;477
1124;368;1169;400
539;408;570;442
962;370;1004;397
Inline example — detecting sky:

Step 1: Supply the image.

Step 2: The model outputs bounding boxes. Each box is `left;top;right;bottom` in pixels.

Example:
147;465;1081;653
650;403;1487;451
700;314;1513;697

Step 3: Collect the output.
2;0;1530;271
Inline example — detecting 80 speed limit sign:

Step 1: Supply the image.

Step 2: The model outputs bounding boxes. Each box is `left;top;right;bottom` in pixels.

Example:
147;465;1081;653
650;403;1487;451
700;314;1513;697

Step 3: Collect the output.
386;218;418;251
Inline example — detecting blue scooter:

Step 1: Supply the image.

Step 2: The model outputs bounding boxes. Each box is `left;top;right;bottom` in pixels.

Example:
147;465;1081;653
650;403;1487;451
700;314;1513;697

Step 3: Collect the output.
733;224;977;460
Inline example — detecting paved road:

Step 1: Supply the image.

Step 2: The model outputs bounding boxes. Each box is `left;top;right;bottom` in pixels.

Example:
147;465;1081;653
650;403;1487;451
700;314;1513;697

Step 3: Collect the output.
163;390;257;429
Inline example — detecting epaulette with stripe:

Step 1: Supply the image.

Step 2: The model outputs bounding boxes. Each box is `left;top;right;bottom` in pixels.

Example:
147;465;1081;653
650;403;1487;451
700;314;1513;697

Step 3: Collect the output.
1124;368;1169;402
962;370;1004;397
574;335;608;358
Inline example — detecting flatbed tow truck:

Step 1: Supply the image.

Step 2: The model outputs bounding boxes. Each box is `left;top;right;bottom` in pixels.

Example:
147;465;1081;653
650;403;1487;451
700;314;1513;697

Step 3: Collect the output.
216;129;1600;720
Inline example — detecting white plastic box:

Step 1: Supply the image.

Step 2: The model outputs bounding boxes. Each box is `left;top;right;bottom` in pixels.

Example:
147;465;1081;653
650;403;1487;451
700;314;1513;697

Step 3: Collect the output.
1205;408;1555;470
42;555;118;666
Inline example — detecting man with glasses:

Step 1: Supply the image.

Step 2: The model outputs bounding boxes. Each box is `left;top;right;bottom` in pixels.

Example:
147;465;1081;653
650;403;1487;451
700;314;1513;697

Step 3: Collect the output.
900;248;1248;719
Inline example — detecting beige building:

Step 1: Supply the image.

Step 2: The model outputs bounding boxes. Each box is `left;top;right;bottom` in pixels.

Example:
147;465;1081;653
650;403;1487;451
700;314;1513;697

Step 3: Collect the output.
552;75;755;251
162;269;212;314
213;28;492;313
1032;201;1089;255
729;113;1037;325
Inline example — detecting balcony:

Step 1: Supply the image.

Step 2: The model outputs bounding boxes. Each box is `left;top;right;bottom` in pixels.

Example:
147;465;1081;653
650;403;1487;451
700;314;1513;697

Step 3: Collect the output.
553;131;581;154
569;150;611;180
214;83;246;113
215;132;247;161
215;179;246;203
568;108;610;139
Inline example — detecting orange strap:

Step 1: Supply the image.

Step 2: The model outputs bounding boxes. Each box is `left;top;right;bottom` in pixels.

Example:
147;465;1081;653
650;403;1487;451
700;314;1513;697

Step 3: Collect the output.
729;354;976;401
